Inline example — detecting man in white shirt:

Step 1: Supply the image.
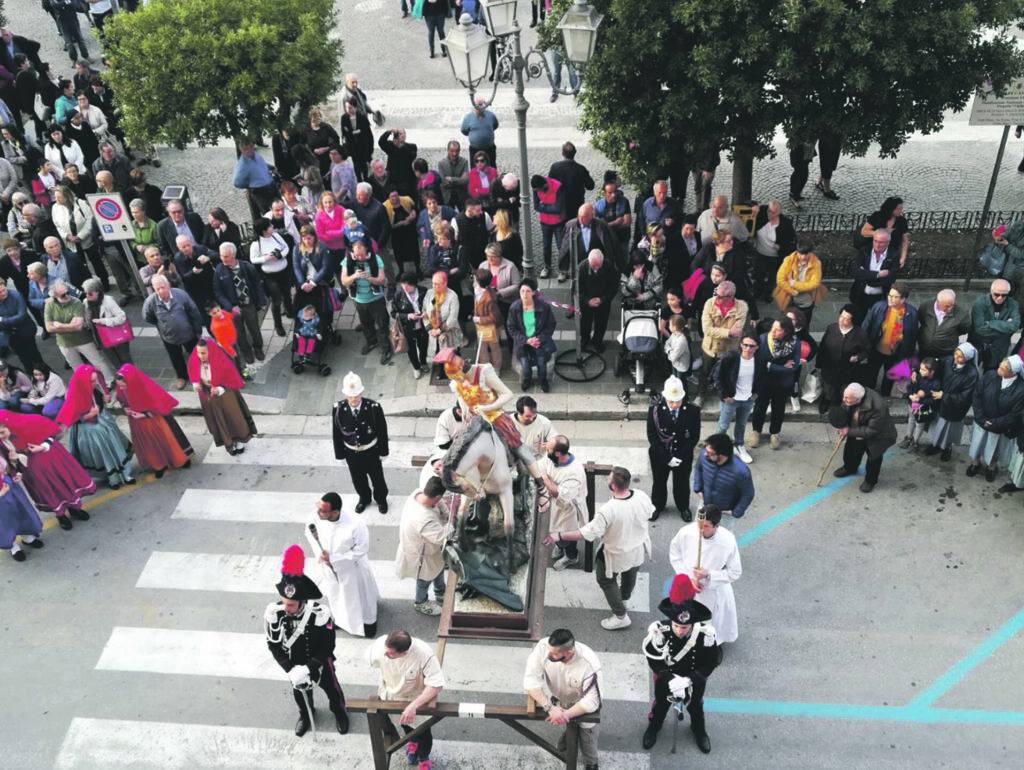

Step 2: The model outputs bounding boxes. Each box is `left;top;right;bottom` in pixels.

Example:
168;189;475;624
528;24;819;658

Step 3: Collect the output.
305;492;379;638
433;402;464;450
368;629;446;769
546;466;653;630
668;504;742;643
523;628;603;770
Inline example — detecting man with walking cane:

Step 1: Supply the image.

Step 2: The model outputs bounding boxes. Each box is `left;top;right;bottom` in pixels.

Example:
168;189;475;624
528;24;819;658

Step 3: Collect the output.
264;545;350;738
828;383;897;493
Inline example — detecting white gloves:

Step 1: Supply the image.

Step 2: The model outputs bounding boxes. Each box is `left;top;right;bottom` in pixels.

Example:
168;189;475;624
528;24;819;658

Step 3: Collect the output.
287;665;311;688
668;457;682;468
668;675;692;702
215;386;226;397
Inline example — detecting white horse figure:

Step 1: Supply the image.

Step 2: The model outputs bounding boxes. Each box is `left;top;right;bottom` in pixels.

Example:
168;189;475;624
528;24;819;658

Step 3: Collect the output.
441;416;517;573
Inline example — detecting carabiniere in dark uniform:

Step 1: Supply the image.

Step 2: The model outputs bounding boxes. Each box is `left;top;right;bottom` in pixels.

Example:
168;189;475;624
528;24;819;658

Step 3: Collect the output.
332;372;390;513
265;545;350;737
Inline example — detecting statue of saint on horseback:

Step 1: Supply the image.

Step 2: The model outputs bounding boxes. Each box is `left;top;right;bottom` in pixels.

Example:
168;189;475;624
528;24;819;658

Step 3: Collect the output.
435;348;543;574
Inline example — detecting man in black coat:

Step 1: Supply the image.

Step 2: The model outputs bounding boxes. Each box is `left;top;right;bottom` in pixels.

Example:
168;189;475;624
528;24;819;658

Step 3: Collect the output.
849;229;900;324
332;372;390;513
377;128;418;198
577;248;618;353
173;237;220;320
158;200;206;258
559;202;624;277
212;243;267;364
23;206;60;257
647;376;702;520
829;383;898;493
0;29;44;74
548;141;593;233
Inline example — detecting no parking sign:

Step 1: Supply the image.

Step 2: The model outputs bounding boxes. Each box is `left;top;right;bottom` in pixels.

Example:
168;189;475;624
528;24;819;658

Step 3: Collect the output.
87;193;135;242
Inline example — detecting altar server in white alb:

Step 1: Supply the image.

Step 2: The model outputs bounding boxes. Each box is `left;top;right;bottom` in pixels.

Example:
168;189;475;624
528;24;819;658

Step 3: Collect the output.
306;491;380;638
668;503;742;643
523;627;603;770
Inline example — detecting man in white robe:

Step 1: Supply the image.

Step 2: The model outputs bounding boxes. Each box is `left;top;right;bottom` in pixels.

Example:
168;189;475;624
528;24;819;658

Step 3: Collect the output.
513;395;558;457
306;492;380;638
668;504;742;643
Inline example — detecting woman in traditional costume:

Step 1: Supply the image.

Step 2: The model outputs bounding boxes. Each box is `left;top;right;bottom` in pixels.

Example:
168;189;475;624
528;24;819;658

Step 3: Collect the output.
114;365;194;478
188;338;257;456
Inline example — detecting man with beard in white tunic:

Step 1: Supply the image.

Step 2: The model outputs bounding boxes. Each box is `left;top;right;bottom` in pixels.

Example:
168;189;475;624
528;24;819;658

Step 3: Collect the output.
523;627;603;770
668;504;742;644
306;492;380;638
538;434;587;571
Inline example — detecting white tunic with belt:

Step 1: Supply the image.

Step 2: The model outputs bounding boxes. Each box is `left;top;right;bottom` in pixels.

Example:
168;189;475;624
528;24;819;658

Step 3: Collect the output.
305;511;380;636
668;522;742;643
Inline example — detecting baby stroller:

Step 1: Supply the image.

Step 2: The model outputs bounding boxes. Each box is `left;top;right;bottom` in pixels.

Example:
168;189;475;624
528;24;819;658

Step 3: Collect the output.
290;302;334;377
614;303;663;404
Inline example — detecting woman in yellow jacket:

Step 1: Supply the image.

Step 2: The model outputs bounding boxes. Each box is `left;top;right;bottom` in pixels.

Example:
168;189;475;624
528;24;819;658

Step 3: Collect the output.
772;237;827;326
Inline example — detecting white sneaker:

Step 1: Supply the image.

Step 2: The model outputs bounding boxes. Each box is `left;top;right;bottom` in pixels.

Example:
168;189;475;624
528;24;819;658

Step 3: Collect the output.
413;601;442;616
552;554;579;571
600;613;631;630
790;396;801;412
551;546;564;560
413;368;423;380
735;445;753;464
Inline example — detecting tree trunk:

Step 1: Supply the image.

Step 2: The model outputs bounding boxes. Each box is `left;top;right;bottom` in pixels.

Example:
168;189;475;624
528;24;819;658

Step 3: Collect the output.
731;143;755;205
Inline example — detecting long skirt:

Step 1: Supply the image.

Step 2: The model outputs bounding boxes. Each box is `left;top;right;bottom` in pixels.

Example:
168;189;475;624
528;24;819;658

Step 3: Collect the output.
927;416;965;450
68;411;134;486
21;443;97;514
0;477;43;549
200;390;257;449
1008;446;1024;486
128;414;194;472
967;425;1013;466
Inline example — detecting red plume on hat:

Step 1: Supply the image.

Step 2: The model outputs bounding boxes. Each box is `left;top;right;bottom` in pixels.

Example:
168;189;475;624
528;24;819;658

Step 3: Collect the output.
282;545;306;576
276;545;321;601
669;574;696;604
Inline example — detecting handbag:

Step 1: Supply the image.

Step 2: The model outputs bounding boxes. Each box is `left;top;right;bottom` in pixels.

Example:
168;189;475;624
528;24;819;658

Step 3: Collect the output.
476;323;497;344
412;0;425;19
96;317;134;348
979;243;1007;276
389;318;407;354
800;367;823;403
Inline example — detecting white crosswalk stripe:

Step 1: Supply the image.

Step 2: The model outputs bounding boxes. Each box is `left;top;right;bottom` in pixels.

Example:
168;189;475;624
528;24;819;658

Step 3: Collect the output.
56;718;650;770
136;551;651;613
170;490;398;526
199;436;652;477
96;627;650;703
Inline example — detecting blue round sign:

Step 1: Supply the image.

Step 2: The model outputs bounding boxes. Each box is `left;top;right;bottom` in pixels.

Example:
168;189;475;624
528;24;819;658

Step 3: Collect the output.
95;199;123;220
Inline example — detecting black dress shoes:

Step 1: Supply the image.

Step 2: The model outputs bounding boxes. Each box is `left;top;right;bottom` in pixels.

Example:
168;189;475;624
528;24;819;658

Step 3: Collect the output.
833;467;854;478
334;710;349;734
642;723;660;749
649;508;663;522
692;728;711;754
354;500;369;513
378;501;389;514
69;509;90;521
681;508;693;522
295;716;310;737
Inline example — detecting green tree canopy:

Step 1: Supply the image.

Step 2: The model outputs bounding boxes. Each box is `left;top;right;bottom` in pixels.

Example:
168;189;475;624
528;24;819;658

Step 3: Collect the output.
102;0;343;148
558;0;1024;201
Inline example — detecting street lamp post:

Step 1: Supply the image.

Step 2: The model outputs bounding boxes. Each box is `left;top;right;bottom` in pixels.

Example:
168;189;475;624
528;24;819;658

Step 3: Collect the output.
443;0;603;278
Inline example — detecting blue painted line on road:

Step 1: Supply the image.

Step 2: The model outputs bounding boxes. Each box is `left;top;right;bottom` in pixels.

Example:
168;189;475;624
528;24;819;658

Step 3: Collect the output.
736;446;899;548
908;603;1024;709
706;698;1024;725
